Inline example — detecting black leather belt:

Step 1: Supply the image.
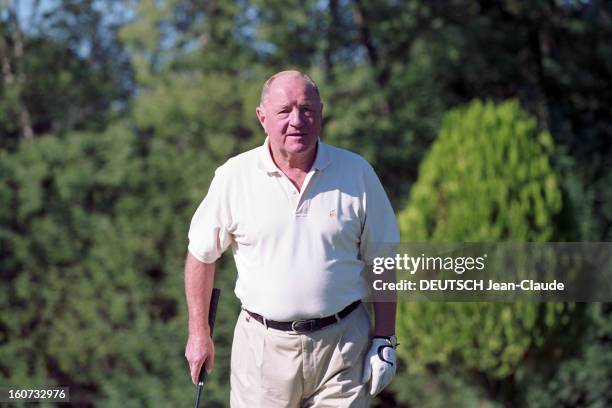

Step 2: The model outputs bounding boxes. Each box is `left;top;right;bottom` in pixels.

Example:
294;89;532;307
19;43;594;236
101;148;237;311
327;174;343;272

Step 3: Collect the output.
245;300;361;333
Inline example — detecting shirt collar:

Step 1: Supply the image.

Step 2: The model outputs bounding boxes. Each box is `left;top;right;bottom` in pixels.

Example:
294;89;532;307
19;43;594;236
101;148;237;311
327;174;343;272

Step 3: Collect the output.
257;137;331;174
257;137;279;173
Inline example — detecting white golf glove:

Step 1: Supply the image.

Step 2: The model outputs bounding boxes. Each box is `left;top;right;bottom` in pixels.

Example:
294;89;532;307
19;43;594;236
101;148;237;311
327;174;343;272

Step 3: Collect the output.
362;336;398;396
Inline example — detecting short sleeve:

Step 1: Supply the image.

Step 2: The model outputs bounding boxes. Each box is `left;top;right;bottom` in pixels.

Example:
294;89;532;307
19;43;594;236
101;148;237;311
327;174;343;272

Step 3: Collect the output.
187;167;234;263
359;164;400;264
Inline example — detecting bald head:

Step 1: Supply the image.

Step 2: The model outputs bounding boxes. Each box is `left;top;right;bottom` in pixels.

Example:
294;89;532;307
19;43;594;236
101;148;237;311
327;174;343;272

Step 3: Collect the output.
260;70;321;107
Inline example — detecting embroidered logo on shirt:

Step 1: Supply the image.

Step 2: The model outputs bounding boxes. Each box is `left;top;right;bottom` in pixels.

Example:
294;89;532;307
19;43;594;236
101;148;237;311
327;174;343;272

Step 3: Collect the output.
329;209;336;217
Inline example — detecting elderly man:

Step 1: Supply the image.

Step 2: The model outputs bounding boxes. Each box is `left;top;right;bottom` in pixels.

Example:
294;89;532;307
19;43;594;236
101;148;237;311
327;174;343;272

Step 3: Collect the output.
184;70;399;407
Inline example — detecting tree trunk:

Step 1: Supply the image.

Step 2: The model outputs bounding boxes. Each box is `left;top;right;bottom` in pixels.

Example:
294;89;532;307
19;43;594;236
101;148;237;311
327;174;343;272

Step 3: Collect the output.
352;0;394;115
6;2;34;140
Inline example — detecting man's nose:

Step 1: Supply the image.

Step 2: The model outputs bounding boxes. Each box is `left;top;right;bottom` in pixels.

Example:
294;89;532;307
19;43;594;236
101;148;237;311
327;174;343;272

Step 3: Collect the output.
289;108;305;127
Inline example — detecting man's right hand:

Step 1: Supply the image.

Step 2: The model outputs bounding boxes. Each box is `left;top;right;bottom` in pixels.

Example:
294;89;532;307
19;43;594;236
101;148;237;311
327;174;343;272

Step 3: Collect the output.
185;333;215;384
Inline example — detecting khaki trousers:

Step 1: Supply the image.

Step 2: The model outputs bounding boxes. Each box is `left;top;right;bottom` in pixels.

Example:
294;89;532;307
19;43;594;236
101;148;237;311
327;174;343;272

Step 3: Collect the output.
230;304;372;408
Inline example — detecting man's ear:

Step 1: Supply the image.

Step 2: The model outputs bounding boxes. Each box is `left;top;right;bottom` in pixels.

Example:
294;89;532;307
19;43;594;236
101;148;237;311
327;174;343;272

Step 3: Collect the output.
256;106;266;131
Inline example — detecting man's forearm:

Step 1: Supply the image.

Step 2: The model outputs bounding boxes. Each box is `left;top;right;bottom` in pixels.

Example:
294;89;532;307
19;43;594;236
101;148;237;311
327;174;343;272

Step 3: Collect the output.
185;251;216;336
373;301;396;336
367;262;397;336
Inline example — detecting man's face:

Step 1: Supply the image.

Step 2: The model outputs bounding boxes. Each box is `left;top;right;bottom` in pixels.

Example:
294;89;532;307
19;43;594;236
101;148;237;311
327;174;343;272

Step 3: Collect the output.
256;75;323;159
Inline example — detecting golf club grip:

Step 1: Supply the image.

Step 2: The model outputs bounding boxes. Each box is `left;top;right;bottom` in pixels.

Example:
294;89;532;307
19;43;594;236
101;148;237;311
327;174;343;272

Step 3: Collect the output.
207;288;221;336
197;287;221;384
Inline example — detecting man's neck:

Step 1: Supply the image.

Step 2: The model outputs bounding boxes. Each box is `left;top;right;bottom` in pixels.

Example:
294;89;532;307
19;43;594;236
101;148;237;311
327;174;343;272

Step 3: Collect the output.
269;143;318;175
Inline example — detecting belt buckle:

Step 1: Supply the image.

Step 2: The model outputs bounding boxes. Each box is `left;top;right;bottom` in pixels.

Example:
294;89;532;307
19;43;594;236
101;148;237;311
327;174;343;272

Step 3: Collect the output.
291;319;316;333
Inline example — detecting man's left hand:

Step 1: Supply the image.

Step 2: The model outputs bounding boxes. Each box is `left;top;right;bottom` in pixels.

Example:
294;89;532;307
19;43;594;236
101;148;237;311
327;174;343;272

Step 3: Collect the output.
362;336;397;396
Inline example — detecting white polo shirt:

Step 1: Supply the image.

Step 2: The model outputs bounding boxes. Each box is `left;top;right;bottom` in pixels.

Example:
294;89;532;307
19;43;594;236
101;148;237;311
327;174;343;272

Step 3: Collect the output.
188;138;399;321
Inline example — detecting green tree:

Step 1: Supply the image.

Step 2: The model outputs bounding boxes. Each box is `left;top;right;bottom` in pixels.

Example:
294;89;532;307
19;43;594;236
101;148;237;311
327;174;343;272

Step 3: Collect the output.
524;303;612;408
0;125;240;406
394;100;580;406
0;0;133;149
